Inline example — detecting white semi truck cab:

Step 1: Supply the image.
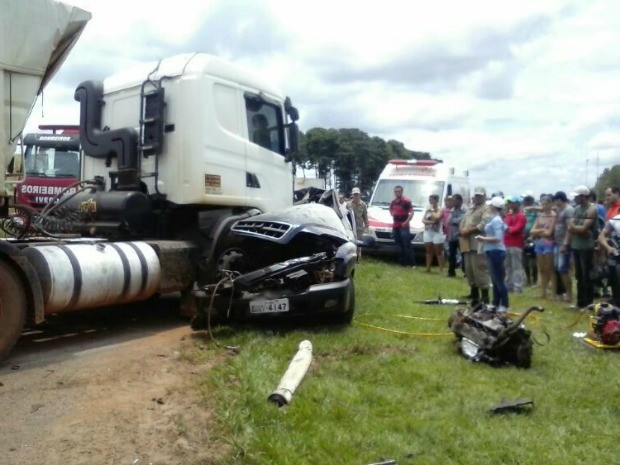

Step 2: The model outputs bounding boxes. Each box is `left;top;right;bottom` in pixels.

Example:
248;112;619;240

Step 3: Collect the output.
65;53;300;241
77;53;298;214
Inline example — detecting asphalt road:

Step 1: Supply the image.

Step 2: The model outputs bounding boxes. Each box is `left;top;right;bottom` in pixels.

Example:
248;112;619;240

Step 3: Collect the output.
2;296;188;369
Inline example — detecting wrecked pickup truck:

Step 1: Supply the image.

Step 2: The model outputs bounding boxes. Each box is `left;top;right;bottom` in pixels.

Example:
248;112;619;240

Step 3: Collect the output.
191;190;360;327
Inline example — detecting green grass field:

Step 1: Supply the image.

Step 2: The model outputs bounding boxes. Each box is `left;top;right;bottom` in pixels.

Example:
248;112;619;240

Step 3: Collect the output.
187;257;618;465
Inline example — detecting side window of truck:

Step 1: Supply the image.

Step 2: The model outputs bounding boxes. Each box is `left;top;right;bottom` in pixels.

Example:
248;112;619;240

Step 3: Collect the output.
244;94;285;155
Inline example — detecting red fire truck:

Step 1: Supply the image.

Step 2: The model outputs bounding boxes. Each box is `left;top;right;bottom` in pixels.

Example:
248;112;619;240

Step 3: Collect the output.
15;125;81;210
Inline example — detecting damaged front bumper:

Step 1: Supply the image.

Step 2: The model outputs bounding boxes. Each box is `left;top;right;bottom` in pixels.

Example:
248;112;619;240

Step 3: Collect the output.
208;276;353;321
195;252;356;323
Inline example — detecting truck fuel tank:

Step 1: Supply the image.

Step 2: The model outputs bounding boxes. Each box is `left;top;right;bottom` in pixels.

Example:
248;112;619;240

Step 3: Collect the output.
22;241;160;313
62;190;153;236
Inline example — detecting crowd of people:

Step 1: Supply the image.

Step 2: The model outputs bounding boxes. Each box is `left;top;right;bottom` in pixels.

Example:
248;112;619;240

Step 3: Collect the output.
386;184;620;313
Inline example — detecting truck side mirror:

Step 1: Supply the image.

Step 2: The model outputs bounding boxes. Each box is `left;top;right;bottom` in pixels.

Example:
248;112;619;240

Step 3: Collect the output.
286;122;299;161
284;97;299;122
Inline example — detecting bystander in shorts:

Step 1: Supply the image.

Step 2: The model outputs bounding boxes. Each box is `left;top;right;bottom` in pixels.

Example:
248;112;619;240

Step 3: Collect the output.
534;238;555;255
423;230;446;245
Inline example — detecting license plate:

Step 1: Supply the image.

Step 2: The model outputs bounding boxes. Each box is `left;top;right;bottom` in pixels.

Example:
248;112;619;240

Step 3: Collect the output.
250;298;290;314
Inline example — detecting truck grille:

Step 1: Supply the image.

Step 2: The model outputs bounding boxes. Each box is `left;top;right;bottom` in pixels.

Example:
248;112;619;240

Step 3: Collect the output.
232;220;291;239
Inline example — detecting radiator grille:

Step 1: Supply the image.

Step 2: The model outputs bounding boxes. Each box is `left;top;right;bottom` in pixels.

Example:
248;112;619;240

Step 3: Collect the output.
232;220;291;239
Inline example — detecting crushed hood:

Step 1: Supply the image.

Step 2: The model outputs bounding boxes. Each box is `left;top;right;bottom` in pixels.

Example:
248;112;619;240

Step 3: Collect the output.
231;203;355;246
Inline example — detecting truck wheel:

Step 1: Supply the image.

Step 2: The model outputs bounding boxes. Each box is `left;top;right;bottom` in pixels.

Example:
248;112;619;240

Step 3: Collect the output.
210;237;257;282
0;262;27;360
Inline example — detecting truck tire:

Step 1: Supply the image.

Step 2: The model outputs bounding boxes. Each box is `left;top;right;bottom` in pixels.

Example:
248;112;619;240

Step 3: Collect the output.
0;262;27;360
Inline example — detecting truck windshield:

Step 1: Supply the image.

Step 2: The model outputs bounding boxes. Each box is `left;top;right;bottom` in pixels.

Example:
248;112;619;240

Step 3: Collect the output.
370;179;445;209
24;146;80;178
245;95;285;155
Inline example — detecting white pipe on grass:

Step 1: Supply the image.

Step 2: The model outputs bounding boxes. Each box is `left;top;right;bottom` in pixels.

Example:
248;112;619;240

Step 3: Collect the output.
268;340;313;406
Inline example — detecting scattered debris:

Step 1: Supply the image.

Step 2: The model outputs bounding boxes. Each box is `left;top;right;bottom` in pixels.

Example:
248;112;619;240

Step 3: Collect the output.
415;296;467;305
490;398;534;414
366;460;396;465
268;340;313;407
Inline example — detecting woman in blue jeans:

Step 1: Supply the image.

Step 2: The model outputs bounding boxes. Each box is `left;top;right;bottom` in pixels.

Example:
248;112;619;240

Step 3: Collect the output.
476;196;509;312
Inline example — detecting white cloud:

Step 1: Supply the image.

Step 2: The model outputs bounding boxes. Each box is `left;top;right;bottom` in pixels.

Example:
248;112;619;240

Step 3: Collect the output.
22;0;620;199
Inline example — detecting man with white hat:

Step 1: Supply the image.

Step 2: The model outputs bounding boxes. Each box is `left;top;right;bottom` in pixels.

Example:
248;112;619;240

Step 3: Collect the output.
563;185;598;309
347;187;369;256
458;186;492;303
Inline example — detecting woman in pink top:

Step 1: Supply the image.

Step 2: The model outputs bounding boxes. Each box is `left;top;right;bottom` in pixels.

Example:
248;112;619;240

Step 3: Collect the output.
503;196;526;293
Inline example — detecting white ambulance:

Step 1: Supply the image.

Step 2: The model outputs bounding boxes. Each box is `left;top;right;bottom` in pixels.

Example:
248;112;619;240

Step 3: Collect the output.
366;159;470;254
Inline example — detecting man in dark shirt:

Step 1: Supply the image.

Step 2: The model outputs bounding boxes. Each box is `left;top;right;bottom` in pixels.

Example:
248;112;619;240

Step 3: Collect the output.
390;185;415;267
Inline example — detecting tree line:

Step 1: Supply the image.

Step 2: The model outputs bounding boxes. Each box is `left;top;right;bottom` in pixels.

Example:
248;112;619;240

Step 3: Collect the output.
593;164;620;199
293;127;431;196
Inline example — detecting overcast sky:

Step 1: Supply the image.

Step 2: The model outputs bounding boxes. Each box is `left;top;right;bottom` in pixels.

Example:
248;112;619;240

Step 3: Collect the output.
27;0;620;198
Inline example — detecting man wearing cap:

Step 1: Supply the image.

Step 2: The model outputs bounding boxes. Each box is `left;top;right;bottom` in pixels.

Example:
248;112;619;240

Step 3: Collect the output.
504;196;526;293
476;196;509;311
347;187;369;256
553;191;574;302
390;185;416;267
459;186;492;303
564;186;598;309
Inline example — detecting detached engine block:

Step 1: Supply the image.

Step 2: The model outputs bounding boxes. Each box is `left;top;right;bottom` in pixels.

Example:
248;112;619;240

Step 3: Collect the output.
448;304;544;368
